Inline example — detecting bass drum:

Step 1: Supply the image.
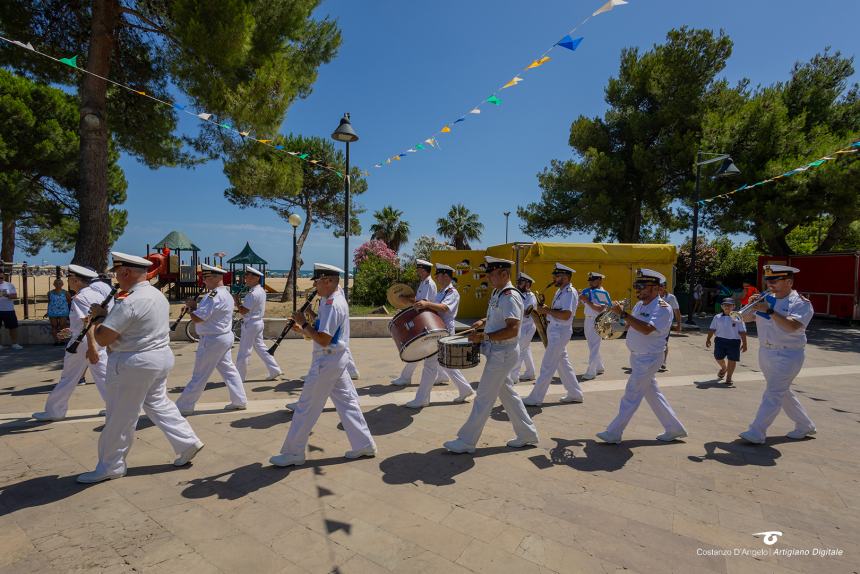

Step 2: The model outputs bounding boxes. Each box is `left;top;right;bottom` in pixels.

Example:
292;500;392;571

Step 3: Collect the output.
388;307;448;362
437;335;481;369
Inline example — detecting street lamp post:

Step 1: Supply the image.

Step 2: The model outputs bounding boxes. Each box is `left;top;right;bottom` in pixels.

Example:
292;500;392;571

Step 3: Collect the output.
331;113;359;301
503;211;511;243
687;150;741;325
289;213;302;312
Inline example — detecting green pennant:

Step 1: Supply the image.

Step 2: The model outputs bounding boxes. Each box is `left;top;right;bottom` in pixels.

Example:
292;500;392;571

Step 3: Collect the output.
486;95;501;105
298;153;309;159
336;171;343;178
59;55;78;68
416;144;425;150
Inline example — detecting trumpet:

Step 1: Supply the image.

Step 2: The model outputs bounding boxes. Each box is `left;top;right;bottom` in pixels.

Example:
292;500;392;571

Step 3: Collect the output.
738;290;773;315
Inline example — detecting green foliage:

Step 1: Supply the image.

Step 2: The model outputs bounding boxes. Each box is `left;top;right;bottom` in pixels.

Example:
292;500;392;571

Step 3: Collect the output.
437;204;483;250
370;206;410;252
676;235;761;289
405;235;454;265
519;27;733;242
352;254;401;307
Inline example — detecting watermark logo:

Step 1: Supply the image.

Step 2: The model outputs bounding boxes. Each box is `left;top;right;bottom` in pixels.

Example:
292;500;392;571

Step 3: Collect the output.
753;531;784;546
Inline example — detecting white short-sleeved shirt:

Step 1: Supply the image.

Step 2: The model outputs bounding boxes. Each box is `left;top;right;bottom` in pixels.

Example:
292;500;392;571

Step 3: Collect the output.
580;287;612;318
548;283;577;327
0;281;16;312
101;281;170;353
663;293;680;311
755;290;813;349
90;281;114;301
435;284;460;334
241;284;266;323
415;276;437;302
486;283;523;344
520;290;538;329
69;283;115;339
314;287;349;352
626;296;674;354
192;286;235;336
709;313;746;340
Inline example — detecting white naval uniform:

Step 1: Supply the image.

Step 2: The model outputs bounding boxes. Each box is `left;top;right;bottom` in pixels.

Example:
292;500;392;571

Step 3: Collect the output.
525;283;583;403
278;288;375;456
457;283;538;446
236;284;282;381
176;286;247;411
511;290;538;380
605;297;686;438
412;285;474;404
397;276;445;382
41;283;113;418
94;281;200;476
745;291;815;440
581;286;612;377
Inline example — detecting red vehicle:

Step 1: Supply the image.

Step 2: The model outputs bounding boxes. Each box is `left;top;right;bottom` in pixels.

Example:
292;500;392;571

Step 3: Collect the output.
758;252;860;320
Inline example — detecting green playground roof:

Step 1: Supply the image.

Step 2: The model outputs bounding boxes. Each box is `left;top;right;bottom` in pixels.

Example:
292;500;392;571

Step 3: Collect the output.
227;242;267;265
153;230;200;251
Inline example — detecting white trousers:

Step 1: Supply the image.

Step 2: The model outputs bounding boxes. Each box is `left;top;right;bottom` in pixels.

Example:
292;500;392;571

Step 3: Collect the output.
280;348;375;456
176;332;247;411
605;352;686;437
526;324;582;403
511;322;537;379
399;358;448;382
95;348;200;476
746;348;814;440
413;355;473;404
347;349;359;378
458;343;538;446
236;320;282;381
43;345;108;418
583;316;604;376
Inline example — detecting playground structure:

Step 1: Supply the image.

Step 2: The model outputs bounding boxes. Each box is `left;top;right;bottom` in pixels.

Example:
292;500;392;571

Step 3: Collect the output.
227;242;279;294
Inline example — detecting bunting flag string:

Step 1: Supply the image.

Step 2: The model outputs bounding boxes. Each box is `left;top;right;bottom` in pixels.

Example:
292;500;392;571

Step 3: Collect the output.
370;0;628;172
0;34;348;179
701;140;860;204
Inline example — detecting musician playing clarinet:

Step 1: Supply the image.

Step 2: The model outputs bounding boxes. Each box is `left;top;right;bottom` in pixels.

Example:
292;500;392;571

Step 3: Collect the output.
33;264;113;422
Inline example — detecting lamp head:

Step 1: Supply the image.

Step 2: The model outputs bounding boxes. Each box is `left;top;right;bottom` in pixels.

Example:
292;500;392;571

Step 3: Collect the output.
331;113;359;143
713;157;740;178
288;213;302;228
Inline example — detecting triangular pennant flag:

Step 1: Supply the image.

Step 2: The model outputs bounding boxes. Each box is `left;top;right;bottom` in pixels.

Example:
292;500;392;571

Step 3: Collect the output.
852;141;860;148
557;36;584;52
393;155;401;161
374;163;382;168
454;117;465;124
363;170;370;177
441;125;452;133
336;172;343;178
425;138;436;146
527;56;551;69
275;145;285;150
257;139;272;143
298;153;309;159
593;0;628;16
173;103;186;111
469;108;481;114
197;112;212;120
12;40;35;51
486;95;501;105
219;123;231;130
398;153;407;157
287;151;299;156
239;131;250;137
416;144;425;150
502;76;523;89
134;90;146;96
386;158;392;164
407;148;416;153
59;55;78;68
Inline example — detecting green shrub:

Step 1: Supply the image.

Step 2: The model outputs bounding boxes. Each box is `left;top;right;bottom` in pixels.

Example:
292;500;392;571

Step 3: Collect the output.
352;254;400;306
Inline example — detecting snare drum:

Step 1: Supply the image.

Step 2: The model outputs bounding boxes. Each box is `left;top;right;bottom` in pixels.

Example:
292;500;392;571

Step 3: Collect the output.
388;307;449;362
437;335;481;369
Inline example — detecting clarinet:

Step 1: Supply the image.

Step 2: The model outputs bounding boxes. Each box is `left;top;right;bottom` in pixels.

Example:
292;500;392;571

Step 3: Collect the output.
66;286;118;354
170;291;205;331
267;288;317;355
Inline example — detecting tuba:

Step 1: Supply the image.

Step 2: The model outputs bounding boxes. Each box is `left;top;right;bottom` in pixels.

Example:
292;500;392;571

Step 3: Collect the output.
594;299;628;340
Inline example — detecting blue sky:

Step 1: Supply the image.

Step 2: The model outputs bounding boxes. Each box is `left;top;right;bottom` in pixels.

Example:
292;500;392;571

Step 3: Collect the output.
26;0;860;269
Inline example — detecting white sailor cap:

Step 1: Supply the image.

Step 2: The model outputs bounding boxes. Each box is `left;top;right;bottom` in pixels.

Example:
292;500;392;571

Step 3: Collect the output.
312;263;343;279
201;263;227;275
518;272;535;283
434;263;455;276
552;263;575;275
763;264;799;279
415;259;432;270
635;268;665;285
110;251;153;271
587;271;605;281
67;264;99;280
484;256;513;271
245;266;264;277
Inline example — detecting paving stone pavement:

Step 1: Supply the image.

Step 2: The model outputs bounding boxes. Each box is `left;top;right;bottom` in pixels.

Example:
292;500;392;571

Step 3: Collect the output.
1;320;858;573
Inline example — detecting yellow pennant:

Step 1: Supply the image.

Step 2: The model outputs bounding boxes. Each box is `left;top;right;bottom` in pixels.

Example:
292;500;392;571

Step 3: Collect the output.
502;76;523;89
441;125;451;133
257;139;272;143
527;56;551;69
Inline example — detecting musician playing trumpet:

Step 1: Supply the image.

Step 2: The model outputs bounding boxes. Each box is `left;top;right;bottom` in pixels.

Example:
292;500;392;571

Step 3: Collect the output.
32;264;113;422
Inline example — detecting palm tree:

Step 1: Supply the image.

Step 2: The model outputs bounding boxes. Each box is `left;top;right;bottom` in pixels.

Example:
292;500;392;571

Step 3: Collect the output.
370;206;410;252
436;204;483;250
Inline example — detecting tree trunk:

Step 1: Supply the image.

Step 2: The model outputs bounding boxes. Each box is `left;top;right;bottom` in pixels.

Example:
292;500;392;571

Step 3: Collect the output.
72;0;120;271
620;190;642;243
816;214;850;253
1;212;15;262
280;208;313;302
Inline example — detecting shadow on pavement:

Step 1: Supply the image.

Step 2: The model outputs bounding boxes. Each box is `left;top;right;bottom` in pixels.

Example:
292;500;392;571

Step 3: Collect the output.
528;437;671;473
337;403;415;435
0;418;51;437
687;436;804;466
252;379;303;393
0;384;56;397
231;410;293;430
694;379;736;390
379;446;510;486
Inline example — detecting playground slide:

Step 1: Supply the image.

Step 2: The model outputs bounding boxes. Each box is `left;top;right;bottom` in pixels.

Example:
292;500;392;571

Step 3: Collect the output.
263;283;279;293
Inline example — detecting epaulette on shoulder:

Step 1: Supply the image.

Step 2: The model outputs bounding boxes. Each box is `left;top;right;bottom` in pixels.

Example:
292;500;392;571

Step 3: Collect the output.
658;300;670;307
799;294;810;302
208;290;218;298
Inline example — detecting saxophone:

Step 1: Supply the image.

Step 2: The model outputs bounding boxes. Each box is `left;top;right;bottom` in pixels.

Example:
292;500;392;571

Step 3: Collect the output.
524;282;553;347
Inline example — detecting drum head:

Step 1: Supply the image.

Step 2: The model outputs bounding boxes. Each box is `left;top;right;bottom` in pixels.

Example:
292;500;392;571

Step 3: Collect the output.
400;331;446;362
386;283;415;310
439;335;471;345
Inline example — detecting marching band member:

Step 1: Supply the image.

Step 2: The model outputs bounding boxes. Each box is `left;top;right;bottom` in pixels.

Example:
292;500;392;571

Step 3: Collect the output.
597;269;687;444
175;264;247;415
523;263;583;406
511;272;537;382
444;257;538;453
33;265;112;421
738;264;816;444
405;264;475;408
658;281;682;371
78;252;203;483
235;266;283;382
270;264;375;467
579;272;611;380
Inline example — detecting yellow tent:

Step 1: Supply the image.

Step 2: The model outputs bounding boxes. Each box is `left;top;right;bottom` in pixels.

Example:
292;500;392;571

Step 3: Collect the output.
432;242;677;320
